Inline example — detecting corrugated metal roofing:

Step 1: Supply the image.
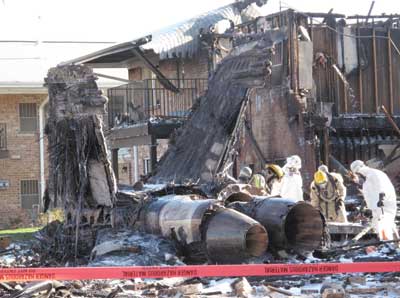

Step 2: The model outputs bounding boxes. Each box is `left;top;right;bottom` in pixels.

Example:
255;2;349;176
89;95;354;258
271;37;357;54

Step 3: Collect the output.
61;2;263;66
142;3;262;59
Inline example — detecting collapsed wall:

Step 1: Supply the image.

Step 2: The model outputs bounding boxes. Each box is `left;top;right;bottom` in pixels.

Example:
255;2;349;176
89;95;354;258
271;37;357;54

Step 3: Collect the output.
45;65;117;256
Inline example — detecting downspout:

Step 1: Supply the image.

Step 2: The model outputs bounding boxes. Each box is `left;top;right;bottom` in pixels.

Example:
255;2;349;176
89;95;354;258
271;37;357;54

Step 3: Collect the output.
39;97;49;208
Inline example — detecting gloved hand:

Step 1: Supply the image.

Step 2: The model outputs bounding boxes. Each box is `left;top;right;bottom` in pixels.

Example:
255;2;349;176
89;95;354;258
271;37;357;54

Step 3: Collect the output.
377;193;385;208
363;208;373;218
335;198;343;213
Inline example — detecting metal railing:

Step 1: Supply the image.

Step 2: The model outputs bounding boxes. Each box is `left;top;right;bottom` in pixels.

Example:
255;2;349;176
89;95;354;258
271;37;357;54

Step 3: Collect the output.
107;78;208;128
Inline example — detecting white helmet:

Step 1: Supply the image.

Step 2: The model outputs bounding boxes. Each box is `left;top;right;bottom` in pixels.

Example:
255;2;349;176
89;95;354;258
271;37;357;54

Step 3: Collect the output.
350;160;365;174
286;155;302;169
318;164;329;173
239;167;252;179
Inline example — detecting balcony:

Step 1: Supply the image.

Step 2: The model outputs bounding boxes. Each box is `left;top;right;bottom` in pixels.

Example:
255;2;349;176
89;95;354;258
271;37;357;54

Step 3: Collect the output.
107;78;208;129
106;78;207;149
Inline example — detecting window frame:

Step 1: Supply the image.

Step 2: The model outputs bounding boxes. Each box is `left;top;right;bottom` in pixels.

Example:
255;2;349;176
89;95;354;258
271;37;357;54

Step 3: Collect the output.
19;102;38;133
20;180;40;210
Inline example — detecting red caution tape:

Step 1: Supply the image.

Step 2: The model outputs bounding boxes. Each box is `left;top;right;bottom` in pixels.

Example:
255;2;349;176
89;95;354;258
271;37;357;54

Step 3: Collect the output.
1;262;400;282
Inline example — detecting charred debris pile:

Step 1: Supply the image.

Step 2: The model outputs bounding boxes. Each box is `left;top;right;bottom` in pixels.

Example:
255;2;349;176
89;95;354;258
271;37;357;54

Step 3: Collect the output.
36;31;332;266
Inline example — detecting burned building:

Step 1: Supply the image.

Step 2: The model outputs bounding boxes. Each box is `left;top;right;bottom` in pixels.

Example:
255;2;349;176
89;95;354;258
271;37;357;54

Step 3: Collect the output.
149;9;400;189
234;10;400;187
64;6;400;188
40;4;400;263
61;0;267;184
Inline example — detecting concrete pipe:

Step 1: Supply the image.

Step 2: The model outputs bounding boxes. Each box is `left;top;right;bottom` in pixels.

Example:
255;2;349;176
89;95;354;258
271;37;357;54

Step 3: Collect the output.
228;197;325;252
142;195;268;263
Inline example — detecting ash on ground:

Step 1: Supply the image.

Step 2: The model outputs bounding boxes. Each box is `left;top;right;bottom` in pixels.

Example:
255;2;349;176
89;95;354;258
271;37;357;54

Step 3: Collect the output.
2;230;400;297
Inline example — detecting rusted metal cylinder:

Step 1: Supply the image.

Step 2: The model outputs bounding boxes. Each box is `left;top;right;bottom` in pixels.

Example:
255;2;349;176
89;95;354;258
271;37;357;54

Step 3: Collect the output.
142;195;268;263
228;197;324;252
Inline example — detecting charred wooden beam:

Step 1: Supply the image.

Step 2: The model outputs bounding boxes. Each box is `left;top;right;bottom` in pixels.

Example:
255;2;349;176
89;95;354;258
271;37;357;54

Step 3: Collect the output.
365;1;376;25
347;14;400;19
303;12;345;19
130;47;179;93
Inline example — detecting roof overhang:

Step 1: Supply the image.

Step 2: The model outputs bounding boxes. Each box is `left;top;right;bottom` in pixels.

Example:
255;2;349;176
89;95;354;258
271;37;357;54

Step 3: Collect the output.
0;82;48;94
59;36;152;67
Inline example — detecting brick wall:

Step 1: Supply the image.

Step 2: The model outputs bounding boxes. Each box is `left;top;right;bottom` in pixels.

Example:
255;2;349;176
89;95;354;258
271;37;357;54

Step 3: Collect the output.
238;87;315;186
0;94;48;228
128;50;209;81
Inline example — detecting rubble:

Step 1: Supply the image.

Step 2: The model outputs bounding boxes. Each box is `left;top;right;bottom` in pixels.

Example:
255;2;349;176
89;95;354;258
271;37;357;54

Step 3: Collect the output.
89;229;181;267
4;4;400;298
233;277;253;297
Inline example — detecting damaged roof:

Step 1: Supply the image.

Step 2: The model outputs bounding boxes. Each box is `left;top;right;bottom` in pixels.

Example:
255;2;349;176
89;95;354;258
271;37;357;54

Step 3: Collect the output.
60;2;264;67
140;3;262;59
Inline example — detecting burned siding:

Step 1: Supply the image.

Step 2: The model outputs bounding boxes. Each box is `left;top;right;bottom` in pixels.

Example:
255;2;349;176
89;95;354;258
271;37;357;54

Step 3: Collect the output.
311;24;400;115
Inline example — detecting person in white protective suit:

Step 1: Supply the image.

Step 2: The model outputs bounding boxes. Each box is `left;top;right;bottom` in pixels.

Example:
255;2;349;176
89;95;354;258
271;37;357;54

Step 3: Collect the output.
350;160;399;241
280;155;303;201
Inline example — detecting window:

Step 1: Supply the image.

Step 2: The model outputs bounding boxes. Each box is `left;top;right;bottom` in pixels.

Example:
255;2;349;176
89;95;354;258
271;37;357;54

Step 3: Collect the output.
0;123;6;150
19;103;38;132
20;180;39;210
143;158;151;174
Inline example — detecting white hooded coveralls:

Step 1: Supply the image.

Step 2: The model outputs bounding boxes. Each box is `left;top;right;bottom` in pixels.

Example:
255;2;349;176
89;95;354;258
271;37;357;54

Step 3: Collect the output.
280;155;303;202
356;165;398;240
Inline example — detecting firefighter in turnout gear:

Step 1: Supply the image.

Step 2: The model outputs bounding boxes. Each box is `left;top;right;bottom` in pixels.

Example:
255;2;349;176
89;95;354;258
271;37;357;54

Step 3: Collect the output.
249;173;267;193
264;164;284;196
350;160;399;241
238;166;253;184
310;166;348;223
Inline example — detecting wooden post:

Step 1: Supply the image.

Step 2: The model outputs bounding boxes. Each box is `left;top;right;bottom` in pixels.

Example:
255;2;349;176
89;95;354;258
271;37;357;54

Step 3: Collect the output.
357;19;363;113
372;27;379;113
388;28;394;114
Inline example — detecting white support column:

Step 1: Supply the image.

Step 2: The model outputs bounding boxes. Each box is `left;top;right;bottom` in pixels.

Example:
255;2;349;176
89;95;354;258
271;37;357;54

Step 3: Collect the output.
132;146;139;182
39;97;49;209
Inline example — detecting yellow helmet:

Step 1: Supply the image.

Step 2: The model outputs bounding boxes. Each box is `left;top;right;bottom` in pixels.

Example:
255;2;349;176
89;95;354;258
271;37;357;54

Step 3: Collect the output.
314;170;327;185
265;164;284;178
